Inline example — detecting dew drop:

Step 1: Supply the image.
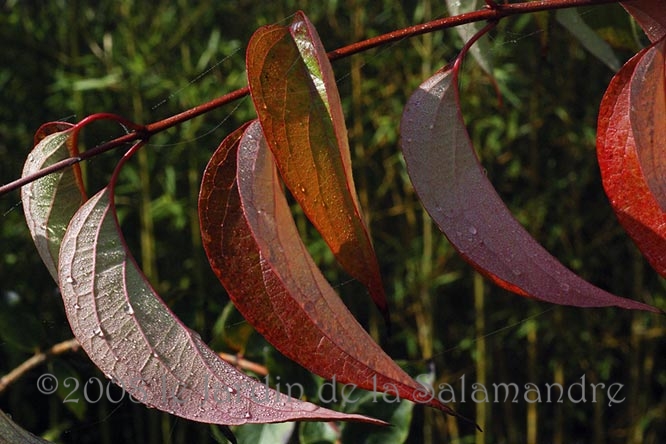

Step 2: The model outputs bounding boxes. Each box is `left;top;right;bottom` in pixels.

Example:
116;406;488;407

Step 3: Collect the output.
561;283;570;292
227;386;236;394
428;124;434;130
152;352;159;358
73;303;81;310
92;327;105;338
511;268;522;277
244;412;252;419
468;226;477;235
124;303;135;315
65;276;75;284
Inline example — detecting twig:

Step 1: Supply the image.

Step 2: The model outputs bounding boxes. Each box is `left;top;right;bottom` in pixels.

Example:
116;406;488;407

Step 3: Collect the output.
218;352;269;376
0;0;625;197
0;336;269;395
0;338;80;394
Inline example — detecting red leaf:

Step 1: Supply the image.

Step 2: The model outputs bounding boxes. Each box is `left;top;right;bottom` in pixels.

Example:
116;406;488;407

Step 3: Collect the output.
598;45;666;278
630;38;666;211
199;121;468;423
401;65;661;313
622;0;666;42
58;181;382;426
245;11;389;324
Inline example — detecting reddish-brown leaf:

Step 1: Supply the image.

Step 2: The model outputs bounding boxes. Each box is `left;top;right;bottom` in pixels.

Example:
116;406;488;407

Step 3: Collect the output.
598;46;666;277
199;121;466;422
401;65;661;313
629;38;666;211
245;12;389;324
622;0;666;42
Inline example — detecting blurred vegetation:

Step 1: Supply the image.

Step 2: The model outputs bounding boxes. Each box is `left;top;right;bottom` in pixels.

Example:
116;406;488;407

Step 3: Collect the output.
1;1;664;443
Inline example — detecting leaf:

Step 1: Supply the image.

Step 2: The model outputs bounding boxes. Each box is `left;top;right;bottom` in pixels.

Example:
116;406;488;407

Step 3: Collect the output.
199;121;464;422
57;184;382;426
21;123;85;281
0;409;52;444
0;306;46;351
556;8;621;72
597;46;666;277
400;65;661;313
630;38;666;211
246;11;389;324
621;0;666;42
446;0;493;75
232;422;295;444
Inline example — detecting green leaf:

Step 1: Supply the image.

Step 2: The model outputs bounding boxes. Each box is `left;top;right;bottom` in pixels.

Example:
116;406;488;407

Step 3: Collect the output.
232;422;295;444
556;8;621;71
446;0;493;75
0;410;52;444
21;123;85;282
0;305;46;352
299;421;339;444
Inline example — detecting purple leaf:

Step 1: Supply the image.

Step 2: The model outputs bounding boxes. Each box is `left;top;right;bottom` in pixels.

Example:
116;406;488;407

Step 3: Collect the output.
400;65;661;313
57;186;385;426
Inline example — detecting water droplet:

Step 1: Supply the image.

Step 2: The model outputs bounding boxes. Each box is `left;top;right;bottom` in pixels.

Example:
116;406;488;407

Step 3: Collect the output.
152;352;159;358
428;124;434;130
227;386;236;394
65;276;75;284
92;327;105;338
300;186;306;193
468;226;477;235
244;412;252;419
560;283;570;292
512;268;522;276
73;303;81;310
124;303;135;315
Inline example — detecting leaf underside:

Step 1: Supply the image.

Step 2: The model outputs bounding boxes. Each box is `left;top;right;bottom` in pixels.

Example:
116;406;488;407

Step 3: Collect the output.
57;186;383;426
400;66;661;313
199;121;459;418
629;38;666;212
21;124;85;282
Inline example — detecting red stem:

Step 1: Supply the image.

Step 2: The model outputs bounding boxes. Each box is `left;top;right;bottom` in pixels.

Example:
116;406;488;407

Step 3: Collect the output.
0;0;625;197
